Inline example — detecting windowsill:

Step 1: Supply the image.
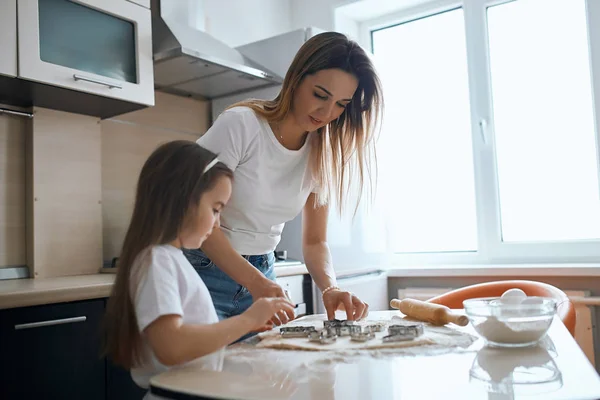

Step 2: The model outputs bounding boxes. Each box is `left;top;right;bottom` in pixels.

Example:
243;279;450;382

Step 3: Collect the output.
387;263;600;277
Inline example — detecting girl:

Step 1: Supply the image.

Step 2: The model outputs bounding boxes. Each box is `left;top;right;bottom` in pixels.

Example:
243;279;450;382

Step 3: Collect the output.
184;31;383;325
104;140;294;395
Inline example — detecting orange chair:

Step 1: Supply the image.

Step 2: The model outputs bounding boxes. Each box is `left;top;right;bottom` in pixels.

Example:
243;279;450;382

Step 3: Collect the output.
426;280;576;337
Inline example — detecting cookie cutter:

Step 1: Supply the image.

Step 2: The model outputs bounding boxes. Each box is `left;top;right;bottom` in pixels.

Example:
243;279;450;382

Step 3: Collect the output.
350;331;375;342
349;325;363;335
280;326;317;338
364;324;385;333
382;333;415;343
388;322;424;338
324;319;357;337
308;330;337;344
324;319;357;327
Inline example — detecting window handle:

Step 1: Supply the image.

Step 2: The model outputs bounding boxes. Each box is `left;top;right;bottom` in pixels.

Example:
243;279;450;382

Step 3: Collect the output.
479;118;488;144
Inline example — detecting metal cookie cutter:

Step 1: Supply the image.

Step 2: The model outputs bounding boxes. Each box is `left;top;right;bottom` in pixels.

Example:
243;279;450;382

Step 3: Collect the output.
280;326;317;338
351;331;375;342
323;319;343;329
383;322;424;342
364;324;385;333
349;325;363;335
324;319;355;337
308;330;337;344
388;322;424;338
382;333;415;343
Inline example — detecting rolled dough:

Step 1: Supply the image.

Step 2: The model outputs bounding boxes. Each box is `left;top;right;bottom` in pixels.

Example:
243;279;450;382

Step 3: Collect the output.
256;314;477;351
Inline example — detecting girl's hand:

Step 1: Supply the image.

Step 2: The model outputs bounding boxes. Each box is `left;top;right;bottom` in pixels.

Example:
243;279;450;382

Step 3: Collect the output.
241;297;295;332
247;277;296;325
323;289;369;321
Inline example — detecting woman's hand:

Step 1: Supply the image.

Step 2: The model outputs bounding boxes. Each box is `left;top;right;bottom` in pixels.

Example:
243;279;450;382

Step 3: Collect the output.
323;289;369;321
247;276;296;325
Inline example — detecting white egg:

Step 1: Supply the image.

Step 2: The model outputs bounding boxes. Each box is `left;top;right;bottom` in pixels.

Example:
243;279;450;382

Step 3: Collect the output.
518;296;545;317
500;288;527;305
488;299;503;316
521;297;544;306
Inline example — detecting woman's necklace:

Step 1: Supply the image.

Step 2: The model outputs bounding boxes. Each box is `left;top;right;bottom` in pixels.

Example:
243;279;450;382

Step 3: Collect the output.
272;122;286;146
272;121;307;149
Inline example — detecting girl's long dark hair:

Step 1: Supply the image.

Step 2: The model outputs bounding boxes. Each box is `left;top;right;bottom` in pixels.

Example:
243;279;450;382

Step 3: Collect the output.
103;140;232;369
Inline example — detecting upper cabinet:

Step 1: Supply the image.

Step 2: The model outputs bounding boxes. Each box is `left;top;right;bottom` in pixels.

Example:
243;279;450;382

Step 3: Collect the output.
0;1;17;78
17;0;154;110
0;0;154;119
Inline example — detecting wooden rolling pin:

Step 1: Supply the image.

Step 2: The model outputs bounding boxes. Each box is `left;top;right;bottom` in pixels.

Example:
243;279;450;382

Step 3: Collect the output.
390;298;469;326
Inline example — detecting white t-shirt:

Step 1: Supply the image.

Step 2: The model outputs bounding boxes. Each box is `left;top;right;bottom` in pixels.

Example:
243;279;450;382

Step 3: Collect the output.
130;244;224;391
198;106;316;255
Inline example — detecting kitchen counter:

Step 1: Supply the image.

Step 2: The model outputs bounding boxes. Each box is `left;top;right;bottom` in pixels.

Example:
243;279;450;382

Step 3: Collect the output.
0;264;309;309
150;310;600;400
274;264;308;277
0;274;115;309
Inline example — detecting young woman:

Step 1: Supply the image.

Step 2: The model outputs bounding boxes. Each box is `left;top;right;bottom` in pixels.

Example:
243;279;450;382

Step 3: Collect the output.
185;31;383;325
104;140;294;396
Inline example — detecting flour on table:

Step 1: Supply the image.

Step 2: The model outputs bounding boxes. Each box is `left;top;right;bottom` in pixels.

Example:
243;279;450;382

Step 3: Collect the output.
254;314;477;353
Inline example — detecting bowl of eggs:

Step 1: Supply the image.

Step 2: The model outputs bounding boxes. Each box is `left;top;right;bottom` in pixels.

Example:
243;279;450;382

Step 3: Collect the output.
463;289;557;348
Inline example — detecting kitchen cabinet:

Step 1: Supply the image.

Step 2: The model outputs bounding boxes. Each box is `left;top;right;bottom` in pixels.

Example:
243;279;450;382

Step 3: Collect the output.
0;0;17;78
0;0;154;118
276;274;313;317
107;358;147;400
0;299;106;399
0;298;148;400
17;0;154;107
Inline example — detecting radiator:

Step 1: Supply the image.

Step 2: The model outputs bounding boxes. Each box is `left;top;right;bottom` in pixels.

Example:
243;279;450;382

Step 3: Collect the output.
397;287;597;366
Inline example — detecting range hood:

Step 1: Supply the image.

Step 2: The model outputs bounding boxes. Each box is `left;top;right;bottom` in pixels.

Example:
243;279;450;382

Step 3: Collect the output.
151;0;283;100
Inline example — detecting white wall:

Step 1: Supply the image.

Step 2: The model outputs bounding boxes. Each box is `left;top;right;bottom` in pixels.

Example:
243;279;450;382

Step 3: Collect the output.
335;10;360;41
291;0;337;31
196;0;361;47
202;0;293;47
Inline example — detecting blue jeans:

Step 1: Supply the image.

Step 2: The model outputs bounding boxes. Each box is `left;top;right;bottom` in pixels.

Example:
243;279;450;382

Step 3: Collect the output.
183;249;277;321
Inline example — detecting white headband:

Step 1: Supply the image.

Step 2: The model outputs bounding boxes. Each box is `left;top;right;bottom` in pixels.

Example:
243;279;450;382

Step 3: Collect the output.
203;157;219;173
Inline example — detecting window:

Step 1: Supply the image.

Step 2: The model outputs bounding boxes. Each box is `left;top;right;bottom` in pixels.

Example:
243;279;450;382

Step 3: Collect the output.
488;0;600;243
371;9;478;254
366;0;600;264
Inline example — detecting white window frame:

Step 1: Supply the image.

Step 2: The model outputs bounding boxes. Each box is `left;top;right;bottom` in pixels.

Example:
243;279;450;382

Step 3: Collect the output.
358;0;600;266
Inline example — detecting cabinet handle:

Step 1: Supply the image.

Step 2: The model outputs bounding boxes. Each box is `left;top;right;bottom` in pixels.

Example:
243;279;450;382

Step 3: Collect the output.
284;289;293;303
73;74;122;89
0;107;33;119
14;316;87;330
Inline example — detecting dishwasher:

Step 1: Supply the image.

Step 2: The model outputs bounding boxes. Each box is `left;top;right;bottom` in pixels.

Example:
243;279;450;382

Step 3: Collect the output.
313;270;389;315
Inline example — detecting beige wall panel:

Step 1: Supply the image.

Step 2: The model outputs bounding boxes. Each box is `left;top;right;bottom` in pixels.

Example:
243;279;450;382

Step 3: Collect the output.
112;92;210;134
0;114;27;267
101;120;200;261
28;108;102;278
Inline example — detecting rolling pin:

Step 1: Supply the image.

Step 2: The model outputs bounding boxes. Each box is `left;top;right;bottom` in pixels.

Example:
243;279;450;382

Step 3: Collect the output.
390;298;469;326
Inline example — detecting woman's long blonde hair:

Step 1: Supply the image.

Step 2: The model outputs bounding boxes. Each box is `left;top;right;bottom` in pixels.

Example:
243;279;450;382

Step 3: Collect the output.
230;32;383;215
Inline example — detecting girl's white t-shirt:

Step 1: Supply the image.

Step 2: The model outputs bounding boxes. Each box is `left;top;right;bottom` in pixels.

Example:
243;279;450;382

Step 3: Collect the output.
197;106;316;255
130;244;224;392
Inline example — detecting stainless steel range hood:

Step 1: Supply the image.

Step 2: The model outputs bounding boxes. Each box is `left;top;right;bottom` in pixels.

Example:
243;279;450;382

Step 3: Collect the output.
151;0;283;100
